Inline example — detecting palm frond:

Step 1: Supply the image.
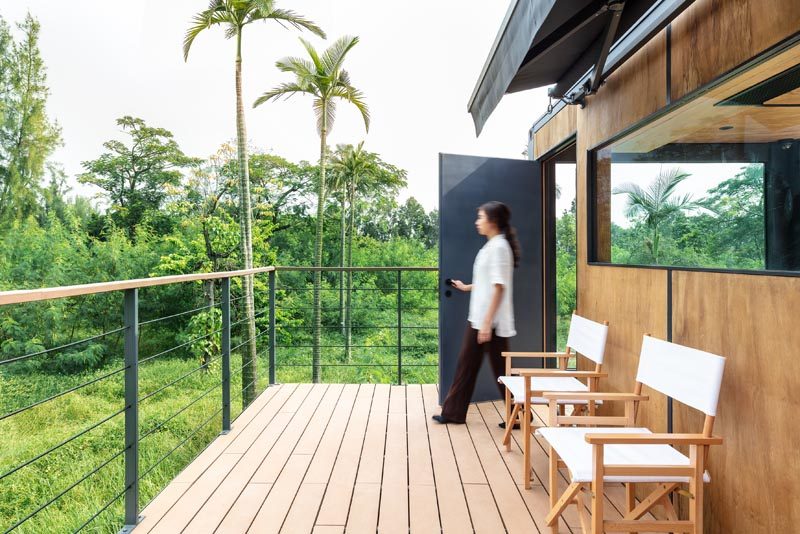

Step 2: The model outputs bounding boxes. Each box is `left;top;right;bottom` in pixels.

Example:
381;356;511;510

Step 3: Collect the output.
298;37;323;72
183;0;234;60
275;56;316;79
613;167;695;227
254;34;368;135
330;82;370;131
259;8;326;38
249;0;275;17
322;35;359;74
253;82;312;107
314;98;336;135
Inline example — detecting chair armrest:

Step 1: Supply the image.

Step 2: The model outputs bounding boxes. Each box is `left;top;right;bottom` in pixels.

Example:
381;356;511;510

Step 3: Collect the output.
584;433;722;446
518;370;607;378
501;351;570;359
541;391;647;401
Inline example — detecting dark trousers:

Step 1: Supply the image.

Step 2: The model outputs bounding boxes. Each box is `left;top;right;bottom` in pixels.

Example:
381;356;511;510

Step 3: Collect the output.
441;322;509;423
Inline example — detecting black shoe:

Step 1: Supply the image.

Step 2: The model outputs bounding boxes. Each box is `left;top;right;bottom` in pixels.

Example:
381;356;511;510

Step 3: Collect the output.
498;421;520;429
432;414;464;425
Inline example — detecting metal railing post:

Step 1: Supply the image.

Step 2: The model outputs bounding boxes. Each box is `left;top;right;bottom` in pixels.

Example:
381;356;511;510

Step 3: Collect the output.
123;288;139;530
397;269;402;385
221;277;231;433
269;270;276;385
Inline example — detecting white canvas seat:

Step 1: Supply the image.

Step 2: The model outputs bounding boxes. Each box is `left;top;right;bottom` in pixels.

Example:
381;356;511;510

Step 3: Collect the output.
497;313;609;489
536;426;711;483
499;375;603;405
537;335;726;534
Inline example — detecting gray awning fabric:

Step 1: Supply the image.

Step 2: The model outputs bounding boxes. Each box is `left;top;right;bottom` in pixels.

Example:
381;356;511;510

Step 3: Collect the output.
469;0;692;136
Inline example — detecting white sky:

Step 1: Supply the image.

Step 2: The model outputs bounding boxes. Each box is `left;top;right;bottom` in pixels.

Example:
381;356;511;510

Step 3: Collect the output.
0;0;551;211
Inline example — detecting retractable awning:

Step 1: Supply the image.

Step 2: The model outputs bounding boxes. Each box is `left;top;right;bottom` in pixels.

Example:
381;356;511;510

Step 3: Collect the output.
468;0;695;135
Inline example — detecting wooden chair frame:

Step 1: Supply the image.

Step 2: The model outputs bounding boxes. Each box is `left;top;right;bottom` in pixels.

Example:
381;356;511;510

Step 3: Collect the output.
500;316;609;489
540;336;724;534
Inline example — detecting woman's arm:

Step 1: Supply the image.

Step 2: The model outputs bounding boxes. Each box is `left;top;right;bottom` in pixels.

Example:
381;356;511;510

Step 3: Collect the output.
478;283;504;344
451;280;472;292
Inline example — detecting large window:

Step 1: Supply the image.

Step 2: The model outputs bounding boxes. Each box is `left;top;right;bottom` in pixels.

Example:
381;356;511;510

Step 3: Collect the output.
590;43;800;273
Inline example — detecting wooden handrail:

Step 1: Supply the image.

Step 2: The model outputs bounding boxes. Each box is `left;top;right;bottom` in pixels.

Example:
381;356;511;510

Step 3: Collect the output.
0;265;440;306
275;266;438;272
0;267;276;306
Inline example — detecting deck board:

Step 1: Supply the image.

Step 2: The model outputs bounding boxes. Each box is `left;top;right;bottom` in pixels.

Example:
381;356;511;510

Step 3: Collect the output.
136;384;659;533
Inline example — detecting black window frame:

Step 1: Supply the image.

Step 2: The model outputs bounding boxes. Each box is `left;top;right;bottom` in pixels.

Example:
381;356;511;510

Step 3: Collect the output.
586;31;800;279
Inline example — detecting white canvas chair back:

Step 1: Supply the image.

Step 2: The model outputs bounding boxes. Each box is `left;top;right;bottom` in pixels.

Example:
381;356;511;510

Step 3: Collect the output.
566;314;609;364
636;336;726;416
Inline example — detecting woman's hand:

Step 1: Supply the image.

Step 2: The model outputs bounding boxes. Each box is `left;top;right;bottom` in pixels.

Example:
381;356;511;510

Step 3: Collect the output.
452;280;470;292
477;323;492;344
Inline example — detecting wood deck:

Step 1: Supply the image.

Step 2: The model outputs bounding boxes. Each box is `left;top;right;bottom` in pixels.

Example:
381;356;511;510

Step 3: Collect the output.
134;384;641;533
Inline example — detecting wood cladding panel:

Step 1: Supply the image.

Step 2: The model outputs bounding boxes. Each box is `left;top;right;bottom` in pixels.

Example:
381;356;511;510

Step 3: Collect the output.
612;44;800;153
670;0;800;101
532;105;576;160
578;265;668;434
576;31;667;269
671;271;800;534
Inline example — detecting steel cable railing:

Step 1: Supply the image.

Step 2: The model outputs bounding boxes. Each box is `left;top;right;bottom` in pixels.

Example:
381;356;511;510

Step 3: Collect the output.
0;268;274;533
0;365;127;422
0;265;437;532
0;326;125;367
272;267;438;384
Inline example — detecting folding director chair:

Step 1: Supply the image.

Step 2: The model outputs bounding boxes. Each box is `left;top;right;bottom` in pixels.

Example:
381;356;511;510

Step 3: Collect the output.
498;313;609;488
537;335;726;533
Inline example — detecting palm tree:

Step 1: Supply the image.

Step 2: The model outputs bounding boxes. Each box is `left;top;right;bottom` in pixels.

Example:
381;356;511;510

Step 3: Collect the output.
330;142;406;360
613;167;695;263
183;1;324;403
254;36;369;383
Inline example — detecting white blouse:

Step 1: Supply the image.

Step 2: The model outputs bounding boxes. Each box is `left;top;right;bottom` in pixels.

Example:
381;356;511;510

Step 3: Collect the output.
467;234;516;338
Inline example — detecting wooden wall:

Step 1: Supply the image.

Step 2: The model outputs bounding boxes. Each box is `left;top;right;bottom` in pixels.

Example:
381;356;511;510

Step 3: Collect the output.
532;104;576;160
540;0;800;531
672;271;800;532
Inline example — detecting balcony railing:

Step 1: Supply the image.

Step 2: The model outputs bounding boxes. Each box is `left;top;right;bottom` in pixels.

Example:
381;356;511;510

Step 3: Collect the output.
0;266;437;533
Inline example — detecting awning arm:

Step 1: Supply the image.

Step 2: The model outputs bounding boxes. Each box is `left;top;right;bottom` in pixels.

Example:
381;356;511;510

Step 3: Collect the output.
589;1;626;93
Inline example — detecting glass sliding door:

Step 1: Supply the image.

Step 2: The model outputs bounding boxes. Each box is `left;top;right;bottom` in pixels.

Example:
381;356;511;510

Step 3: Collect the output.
543;144;577;355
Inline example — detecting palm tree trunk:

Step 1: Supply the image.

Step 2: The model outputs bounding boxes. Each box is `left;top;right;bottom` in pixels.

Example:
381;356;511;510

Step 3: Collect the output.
236;33;257;403
312;102;328;383
652;224;660;264
345;179;355;361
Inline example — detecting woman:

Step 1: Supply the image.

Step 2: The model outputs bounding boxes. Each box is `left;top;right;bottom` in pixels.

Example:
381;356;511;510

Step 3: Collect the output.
433;201;520;424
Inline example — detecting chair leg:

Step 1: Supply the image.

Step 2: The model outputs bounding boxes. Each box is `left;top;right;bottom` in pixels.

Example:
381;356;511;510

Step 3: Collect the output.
504;386;511;430
625;483;636;534
503;404;520;451
549;445;558;511
523;404;531;489
689;445;705;534
591;445;604;533
575;487;592;534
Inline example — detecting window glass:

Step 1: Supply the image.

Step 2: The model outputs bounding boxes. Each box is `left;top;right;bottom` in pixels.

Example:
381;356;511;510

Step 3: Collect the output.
591;44;800;273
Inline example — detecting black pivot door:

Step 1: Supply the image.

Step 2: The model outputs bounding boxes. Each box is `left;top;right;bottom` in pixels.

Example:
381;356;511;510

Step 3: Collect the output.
438;153;543;404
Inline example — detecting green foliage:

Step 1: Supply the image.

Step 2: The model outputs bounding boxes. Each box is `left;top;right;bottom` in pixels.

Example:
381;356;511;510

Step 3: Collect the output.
255;34;370;382
183;0;325;62
554;199;577;351
0;14;61;227
613;167;697;263
611;164;766;270
79;116;199;240
0;11;441;532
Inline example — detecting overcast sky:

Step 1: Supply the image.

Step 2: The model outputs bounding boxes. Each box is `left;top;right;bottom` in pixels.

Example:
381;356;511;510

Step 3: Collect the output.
1;0;551;210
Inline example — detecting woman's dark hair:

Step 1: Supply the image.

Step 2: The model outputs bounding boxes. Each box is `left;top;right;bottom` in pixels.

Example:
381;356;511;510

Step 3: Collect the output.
479;201;521;268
